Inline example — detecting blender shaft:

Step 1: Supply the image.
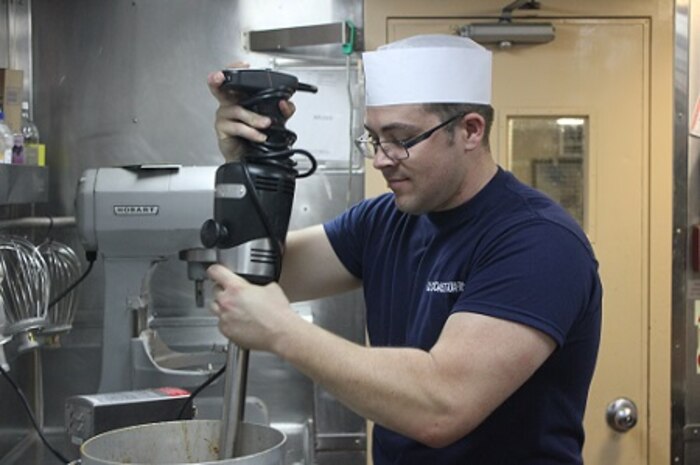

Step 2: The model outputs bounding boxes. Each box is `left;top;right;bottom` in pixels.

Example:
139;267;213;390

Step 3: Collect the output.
219;342;249;459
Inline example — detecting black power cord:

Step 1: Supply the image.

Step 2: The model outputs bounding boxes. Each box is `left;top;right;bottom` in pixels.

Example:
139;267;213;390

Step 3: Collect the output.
177;363;226;420
48;251;97;309
0;364;71;464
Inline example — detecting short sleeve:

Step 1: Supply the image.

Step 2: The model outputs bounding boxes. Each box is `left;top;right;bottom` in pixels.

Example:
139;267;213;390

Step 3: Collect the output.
453;221;599;346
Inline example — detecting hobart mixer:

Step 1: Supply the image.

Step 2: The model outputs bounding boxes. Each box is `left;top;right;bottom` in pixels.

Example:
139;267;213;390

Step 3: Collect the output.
75;163;225;393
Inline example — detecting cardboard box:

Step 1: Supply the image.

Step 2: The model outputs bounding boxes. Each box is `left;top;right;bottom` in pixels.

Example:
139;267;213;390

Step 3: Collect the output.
0;69;23;133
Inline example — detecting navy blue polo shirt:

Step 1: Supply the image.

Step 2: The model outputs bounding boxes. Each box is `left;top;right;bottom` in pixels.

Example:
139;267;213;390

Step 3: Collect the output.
323;168;602;465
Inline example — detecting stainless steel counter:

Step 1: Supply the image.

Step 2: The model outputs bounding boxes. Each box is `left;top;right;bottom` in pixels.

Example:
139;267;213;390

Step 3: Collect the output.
0;165;48;206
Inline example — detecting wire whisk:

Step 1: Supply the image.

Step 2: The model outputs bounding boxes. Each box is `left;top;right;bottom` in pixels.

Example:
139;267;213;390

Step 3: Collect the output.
0;235;49;350
0;272;10;346
38;240;81;336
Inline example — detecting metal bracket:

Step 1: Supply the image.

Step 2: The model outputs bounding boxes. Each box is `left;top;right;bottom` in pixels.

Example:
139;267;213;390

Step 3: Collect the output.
684;424;700;441
458;0;553;48
457;22;555;47
245;22;360;53
316;432;366;451
500;0;541;21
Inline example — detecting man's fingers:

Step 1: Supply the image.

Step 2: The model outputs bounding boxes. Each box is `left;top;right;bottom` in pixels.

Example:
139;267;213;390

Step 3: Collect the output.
224;61;250;69
279;100;296;119
215;105;270;140
207;70;228;102
207;62;250;102
207;264;250;288
210;300;221;316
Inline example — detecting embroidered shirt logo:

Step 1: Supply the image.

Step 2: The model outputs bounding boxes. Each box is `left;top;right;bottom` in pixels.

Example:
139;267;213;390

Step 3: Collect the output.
425;281;465;293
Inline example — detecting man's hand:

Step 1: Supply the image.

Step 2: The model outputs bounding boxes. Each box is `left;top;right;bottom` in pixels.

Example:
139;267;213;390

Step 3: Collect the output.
207;264;300;352
207;63;296;162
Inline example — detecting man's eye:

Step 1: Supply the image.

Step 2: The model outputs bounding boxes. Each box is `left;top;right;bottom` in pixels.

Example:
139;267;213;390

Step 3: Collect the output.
386;133;413;144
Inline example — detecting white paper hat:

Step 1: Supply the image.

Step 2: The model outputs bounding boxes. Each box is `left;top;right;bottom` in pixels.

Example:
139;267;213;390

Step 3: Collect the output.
362;34;492;106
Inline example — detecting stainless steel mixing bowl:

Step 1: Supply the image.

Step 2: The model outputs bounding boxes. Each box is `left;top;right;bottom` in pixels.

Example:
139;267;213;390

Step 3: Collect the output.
79;420;285;465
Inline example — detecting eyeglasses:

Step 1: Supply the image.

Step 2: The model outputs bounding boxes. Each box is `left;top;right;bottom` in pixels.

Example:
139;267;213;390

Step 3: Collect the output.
354;113;465;161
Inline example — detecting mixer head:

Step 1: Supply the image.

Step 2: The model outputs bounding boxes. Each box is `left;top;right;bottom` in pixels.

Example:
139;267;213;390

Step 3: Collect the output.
201;69;319;284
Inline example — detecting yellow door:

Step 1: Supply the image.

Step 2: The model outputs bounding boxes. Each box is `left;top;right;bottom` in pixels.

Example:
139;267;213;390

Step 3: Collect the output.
366;18;650;464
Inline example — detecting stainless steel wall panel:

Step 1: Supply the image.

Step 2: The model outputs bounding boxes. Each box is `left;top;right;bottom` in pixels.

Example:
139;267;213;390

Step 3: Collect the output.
32;0;362;215
673;0;700;463
0;1;8;67
6;0;32;100
0;0;31;99
33;0;227;212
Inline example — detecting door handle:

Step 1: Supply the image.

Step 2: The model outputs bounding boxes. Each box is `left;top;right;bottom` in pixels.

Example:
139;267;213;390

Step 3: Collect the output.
605;397;638;432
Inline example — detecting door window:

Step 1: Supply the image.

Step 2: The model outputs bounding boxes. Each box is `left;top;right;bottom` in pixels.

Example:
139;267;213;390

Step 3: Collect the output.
508;116;588;228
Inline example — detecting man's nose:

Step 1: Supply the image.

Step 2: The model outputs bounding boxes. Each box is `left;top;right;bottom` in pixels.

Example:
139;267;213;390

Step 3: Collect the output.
371;146;398;170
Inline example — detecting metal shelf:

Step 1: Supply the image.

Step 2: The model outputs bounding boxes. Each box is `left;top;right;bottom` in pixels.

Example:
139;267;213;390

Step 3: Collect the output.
245;21;361;52
0;165;49;205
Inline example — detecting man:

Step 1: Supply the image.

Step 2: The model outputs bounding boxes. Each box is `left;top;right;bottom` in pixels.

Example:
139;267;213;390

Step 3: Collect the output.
207;34;602;464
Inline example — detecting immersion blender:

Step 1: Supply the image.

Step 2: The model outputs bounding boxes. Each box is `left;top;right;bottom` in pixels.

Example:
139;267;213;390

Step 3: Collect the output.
200;69;317;459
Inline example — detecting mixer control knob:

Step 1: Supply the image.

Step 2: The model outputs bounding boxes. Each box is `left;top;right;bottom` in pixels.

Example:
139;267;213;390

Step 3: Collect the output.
200;219;228;248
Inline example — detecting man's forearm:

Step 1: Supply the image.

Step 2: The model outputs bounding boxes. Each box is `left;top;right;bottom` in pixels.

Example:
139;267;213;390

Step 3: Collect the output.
272;317;468;447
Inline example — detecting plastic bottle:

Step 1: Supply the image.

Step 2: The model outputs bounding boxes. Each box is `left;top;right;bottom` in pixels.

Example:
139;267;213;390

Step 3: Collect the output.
20;103;44;165
0;112;14;164
20;102;40;144
11;133;24;164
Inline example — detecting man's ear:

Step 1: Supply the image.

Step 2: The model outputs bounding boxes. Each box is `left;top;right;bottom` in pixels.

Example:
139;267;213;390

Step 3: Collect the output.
462;113;486;150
